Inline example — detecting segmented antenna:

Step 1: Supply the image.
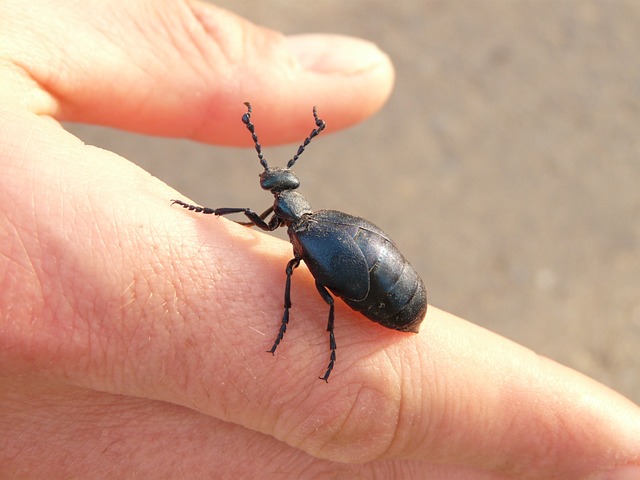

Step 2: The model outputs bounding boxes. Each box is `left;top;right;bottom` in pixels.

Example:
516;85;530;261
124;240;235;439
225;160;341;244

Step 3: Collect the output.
242;102;268;170
287;106;326;169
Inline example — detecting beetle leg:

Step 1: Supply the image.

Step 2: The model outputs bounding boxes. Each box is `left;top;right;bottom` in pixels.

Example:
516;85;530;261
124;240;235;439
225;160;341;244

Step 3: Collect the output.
170;199;216;214
199;206;276;230
268;257;301;356
315;282;336;382
171;200;278;231
235;206;274;227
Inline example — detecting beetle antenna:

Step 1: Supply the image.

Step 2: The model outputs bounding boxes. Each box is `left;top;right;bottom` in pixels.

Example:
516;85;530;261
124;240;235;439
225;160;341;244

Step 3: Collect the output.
287;106;326;169
242;102;269;170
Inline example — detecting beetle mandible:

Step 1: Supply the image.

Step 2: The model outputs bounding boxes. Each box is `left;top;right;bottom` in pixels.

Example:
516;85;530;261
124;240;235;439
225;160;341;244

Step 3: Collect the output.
171;102;427;381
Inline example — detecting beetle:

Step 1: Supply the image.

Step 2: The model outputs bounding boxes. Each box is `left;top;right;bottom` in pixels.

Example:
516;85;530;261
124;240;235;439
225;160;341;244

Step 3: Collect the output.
172;102;427;381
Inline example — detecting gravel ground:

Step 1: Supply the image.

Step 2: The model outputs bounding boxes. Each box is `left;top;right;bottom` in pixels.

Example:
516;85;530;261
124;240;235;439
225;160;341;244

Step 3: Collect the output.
67;0;640;404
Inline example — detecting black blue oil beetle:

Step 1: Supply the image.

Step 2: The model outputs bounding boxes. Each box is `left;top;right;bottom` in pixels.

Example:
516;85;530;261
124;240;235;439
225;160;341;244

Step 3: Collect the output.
172;103;427;381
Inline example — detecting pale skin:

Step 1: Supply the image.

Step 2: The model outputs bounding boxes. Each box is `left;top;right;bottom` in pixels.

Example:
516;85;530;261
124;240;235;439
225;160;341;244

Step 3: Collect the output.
1;1;639;479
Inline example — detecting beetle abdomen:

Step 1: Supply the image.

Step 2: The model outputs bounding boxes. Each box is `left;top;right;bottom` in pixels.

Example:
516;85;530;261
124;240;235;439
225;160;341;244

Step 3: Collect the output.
292;210;427;333
341;228;427;332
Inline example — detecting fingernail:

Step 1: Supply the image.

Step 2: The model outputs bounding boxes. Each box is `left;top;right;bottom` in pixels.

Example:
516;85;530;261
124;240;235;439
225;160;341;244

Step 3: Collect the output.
600;466;640;480
286;34;391;75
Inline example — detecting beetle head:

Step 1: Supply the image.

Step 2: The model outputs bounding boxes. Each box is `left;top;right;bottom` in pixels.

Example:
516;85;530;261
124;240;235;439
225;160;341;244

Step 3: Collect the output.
260;167;300;192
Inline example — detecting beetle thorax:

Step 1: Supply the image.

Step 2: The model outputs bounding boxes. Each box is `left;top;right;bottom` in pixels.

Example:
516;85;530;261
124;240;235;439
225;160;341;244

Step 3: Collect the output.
273;190;312;224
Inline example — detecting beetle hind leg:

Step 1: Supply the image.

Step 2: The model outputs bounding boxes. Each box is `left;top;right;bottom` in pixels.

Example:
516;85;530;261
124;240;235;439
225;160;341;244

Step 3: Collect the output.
268;257;301;355
315;282;336;382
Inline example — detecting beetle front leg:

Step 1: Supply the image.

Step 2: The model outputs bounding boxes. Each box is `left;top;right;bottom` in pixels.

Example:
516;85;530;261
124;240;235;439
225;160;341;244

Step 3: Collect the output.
171;200;278;231
268;257;301;355
315;282;336;382
235;206;274;227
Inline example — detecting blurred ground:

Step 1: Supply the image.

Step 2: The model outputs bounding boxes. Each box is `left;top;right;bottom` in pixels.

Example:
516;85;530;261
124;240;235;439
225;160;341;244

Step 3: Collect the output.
67;1;640;404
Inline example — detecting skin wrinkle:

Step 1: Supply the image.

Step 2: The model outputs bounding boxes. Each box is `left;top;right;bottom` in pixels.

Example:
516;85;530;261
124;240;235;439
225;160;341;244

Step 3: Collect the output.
339;350;404;461
28;45;89;117
346;381;401;463
52;233;113;385
77;6;172;120
418;350;456;465
147;283;191;398
291;394;349;458
145;5;213;85
187;1;244;67
181;1;240;70
0;61;56;114
309;382;400;463
163;239;232;397
3;222;40;292
164;230;216;328
179;7;312;135
386;347;420;460
61;184;159;394
464;353;587;478
26;174;108;382
164;4;277;142
179;246;284;410
11;214;46;339
315;388;363;459
0;38;58;113
496;357;564;474
0;236;44;373
350;338;417;461
260;363;313;441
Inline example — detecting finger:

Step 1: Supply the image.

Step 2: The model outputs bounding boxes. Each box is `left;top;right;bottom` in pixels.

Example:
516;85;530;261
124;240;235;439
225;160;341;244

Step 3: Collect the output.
0;382;512;480
3;112;639;479
3;0;394;144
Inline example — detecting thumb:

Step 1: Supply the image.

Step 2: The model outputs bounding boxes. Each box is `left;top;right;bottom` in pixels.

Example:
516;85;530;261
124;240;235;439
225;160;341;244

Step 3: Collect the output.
5;0;394;145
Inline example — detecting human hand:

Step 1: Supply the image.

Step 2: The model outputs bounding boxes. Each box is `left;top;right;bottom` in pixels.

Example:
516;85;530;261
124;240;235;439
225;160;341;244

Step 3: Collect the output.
1;1;639;479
